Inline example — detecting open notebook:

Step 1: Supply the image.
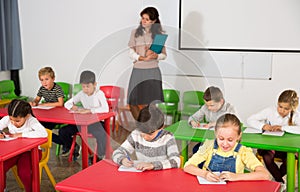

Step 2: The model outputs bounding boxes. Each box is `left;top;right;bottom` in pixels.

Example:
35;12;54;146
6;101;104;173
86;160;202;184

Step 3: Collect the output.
197;172;226;184
118;160;143;172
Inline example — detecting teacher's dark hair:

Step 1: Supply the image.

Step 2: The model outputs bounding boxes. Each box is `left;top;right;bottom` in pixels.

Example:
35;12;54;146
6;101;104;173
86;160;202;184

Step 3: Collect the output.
135;7;164;39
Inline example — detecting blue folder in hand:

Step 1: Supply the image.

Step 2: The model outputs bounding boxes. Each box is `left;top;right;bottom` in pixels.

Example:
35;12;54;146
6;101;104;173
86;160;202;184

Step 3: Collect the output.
150;34;168;54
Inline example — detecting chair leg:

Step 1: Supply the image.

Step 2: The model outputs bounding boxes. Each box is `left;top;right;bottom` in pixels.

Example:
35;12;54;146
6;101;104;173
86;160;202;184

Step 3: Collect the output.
43;165;57;189
93;144;98;164
12;166;24;189
55;144;61;156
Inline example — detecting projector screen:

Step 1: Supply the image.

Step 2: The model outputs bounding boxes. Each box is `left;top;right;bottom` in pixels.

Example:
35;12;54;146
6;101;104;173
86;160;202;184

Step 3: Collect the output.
180;0;300;52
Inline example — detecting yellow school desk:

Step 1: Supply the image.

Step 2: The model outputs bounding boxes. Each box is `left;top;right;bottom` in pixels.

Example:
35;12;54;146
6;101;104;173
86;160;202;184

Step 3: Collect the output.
165;120;300;192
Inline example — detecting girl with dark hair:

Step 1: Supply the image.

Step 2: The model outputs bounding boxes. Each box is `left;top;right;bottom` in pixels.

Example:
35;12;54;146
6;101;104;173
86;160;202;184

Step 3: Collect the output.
0;99;47;191
127;7;166;120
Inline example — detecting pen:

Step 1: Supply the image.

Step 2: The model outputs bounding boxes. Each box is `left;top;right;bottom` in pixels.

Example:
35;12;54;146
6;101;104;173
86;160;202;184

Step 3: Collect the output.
122;149;131;161
204;166;216;175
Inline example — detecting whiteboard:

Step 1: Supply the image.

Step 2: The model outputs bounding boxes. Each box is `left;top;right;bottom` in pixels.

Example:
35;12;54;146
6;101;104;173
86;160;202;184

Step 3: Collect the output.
160;49;273;79
180;0;300;52
142;0;273;79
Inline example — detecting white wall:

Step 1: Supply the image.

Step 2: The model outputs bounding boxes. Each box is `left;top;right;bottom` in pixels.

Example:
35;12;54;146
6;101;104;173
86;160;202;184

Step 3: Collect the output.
11;0;300;124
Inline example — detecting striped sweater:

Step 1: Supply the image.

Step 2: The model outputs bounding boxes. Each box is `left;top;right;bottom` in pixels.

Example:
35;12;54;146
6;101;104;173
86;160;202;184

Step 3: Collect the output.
112;129;180;170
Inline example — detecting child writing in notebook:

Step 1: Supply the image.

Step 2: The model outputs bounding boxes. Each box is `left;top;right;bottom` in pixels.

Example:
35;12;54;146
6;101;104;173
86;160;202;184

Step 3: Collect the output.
0;99;47;192
112;104;180;171
247;89;300;183
184;113;270;182
59;70;109;161
29;66;64;144
188;86;236;153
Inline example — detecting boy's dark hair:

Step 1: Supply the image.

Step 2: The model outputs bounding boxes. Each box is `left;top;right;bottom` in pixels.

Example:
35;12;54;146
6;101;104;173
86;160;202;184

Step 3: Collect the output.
215;113;242;135
8;99;33;118
80;70;96;84
136;104;164;133
203;86;224;102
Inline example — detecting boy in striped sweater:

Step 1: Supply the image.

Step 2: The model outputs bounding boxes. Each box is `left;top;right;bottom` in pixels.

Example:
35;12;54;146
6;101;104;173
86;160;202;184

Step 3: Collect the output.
112;104;180;171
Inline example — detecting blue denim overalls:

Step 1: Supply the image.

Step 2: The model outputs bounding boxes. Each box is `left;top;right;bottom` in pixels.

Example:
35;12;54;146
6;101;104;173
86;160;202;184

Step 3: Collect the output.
208;139;242;173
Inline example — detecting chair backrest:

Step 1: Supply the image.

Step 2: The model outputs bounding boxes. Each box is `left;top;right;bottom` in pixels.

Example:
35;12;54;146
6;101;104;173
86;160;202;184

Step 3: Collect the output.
73;83;82;96
40;129;52;162
0;80;17;99
56;82;72;102
72;83;83;107
163;89;180;103
100;86;121;111
181;91;205;115
158;89;180;112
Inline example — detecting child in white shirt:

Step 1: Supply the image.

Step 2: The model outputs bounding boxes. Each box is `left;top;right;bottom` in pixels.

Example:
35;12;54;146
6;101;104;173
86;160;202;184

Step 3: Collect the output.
0;99;47;191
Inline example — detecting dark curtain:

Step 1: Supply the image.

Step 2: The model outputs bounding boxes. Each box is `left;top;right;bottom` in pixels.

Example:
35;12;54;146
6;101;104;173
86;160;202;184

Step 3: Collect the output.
0;0;23;95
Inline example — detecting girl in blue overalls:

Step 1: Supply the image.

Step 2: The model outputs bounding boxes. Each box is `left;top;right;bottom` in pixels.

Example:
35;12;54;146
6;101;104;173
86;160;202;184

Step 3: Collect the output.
184;113;270;182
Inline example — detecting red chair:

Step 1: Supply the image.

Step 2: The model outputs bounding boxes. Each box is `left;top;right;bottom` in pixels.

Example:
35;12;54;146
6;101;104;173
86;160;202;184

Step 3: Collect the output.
100;86;121;132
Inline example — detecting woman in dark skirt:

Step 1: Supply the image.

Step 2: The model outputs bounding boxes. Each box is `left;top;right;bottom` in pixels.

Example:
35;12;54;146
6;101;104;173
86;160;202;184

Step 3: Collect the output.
127;7;166;119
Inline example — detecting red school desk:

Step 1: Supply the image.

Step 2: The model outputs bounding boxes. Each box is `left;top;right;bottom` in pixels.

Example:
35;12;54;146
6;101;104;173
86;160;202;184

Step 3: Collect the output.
0;137;48;192
55;160;281;192
0;107;115;169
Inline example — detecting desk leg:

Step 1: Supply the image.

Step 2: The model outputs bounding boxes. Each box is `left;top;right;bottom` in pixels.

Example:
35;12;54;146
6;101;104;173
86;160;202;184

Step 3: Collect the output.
0;161;4;192
181;140;188;164
298;152;300;192
104;118;112;159
81;125;88;169
286;152;295;192
31;147;40;192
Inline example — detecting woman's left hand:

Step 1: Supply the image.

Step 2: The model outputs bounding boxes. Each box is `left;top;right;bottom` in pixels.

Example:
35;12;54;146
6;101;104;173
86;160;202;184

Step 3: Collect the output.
135;162;154;171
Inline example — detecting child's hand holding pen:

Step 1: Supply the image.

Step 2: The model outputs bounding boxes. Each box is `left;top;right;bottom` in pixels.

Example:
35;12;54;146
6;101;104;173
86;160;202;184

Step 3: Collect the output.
121;150;133;167
262;121;282;132
204;166;221;182
190;117;201;127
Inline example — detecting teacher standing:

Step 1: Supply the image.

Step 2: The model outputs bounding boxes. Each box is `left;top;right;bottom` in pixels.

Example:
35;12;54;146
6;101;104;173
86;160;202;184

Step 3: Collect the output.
127;7;167;120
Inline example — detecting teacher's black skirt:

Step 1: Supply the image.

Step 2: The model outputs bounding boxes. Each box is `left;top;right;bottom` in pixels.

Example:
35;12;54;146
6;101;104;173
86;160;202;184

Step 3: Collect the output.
127;67;164;105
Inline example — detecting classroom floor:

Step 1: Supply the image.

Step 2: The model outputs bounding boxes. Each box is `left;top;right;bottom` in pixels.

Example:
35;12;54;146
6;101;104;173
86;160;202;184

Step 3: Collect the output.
4;122;298;192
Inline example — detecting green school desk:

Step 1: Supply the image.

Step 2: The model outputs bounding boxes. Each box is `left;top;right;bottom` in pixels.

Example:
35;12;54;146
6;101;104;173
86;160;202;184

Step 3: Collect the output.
165;120;300;192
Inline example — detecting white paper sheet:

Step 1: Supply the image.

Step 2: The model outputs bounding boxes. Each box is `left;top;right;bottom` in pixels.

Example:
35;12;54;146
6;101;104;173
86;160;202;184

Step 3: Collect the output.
0;136;17;141
118;165;143;172
262;131;284;136
192;124;215;130
243;127;262;134
197;172;226;184
32;106;54;110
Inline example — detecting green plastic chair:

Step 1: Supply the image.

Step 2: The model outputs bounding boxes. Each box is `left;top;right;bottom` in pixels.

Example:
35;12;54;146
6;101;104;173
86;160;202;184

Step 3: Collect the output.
177;91;205;121
157;89;180;124
0;80;28;101
72;83;83;107
56;82;72;102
